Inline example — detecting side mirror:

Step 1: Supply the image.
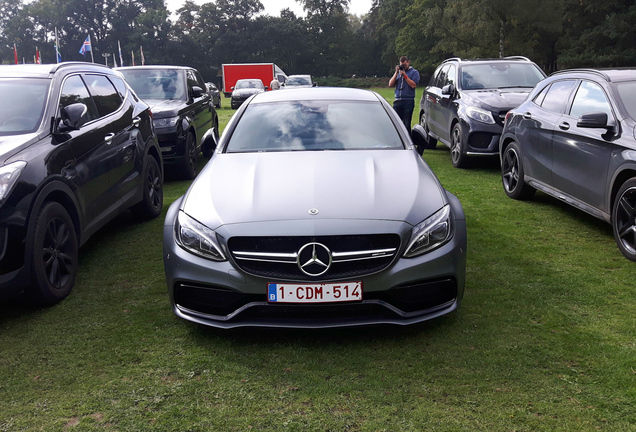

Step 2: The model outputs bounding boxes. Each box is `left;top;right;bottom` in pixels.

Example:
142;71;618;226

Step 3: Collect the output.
411;124;428;156
312;82;317;87
191;86;204;98
264;86;269;90
58;103;88;132
577;112;610;129
231;86;235;90
441;84;455;96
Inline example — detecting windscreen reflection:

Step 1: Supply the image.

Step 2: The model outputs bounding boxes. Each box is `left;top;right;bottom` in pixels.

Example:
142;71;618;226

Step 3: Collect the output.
225;101;404;153
119;69;186;100
461;63;544;90
0;79;49;135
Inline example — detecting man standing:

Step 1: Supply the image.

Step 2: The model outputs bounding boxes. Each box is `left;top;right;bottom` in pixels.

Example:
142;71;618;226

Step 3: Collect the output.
388;56;420;130
270;76;280;90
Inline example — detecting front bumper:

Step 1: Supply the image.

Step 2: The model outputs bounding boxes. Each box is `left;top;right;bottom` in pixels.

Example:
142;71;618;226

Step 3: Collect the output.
461;116;506;156
155;126;186;164
163;209;467;329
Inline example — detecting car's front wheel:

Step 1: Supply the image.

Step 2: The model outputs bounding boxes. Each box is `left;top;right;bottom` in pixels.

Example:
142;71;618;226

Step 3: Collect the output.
450;123;469;168
612;178;636;261
27;202;78;305
131;156;163;219
179;132;198;180
501;141;536;200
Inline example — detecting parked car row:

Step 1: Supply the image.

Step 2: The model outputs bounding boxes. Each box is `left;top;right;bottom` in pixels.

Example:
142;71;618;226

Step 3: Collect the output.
0;62;220;306
421;56;636;262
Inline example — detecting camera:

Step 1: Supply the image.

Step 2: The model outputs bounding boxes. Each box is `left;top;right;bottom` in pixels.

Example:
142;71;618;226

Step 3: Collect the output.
398;65;405;71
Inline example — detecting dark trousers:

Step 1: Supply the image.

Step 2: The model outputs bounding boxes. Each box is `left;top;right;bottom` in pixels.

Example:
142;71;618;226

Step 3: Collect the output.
393;99;415;131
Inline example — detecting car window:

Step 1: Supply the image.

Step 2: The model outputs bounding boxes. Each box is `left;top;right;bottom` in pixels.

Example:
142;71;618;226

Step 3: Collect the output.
446;65;456;87
461;63;544;90
119;69;186;101
236;80;263;89
0;78;50;135
429;65;442;86
109;75;128;99
539;80;577;113
225;101;404;153
569;81;613;118
83;74;123;117
59;75;99;122
533;84;550;106
435;65;449;88
186;70;199;90
614;81;636;120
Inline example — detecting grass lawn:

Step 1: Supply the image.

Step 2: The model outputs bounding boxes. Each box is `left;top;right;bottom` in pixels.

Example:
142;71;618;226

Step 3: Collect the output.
1;89;635;431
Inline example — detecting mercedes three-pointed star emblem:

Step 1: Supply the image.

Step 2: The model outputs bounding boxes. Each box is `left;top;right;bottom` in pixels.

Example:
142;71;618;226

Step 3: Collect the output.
297;242;332;276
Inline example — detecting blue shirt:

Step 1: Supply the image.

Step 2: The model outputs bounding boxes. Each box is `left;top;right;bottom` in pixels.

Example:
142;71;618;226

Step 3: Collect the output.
394;67;420;101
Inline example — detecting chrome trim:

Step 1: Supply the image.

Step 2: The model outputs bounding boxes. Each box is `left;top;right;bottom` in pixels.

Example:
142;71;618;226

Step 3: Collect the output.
234;251;297;259
332;248;396;258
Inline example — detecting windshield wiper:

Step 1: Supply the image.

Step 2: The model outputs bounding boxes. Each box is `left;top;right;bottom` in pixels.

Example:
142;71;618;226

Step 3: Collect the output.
497;86;535;89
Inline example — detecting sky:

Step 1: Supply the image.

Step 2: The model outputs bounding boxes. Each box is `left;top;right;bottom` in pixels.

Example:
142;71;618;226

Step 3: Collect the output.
165;0;373;17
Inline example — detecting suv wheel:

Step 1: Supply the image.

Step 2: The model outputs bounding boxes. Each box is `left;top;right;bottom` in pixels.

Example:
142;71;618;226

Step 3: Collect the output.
420;112;438;149
450;123;469;168
28;202;78;305
501;141;536;200
132;156;163;219
612;178;636;261
180;132;198;180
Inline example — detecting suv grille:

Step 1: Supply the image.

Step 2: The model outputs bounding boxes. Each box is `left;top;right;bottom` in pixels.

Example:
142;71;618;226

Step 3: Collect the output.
228;234;401;281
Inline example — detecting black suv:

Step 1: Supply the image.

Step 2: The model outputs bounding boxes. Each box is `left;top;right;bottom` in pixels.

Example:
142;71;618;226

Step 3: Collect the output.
500;69;636;261
117;66;219;179
0;63;163;304
420;57;546;168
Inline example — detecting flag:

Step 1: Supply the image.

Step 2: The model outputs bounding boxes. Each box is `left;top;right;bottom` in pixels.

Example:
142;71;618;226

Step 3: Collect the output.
140;45;145;65
118;41;124;67
55;28;62;63
35;47;40;64
79;35;91;56
14;43;18;65
131;50;135;66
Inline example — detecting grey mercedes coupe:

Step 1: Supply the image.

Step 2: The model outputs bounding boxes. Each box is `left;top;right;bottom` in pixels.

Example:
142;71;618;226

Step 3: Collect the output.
163;87;467;328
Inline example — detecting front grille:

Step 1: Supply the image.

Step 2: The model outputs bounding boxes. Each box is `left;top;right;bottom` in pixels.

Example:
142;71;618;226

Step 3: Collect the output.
228;234;401;281
174;282;258;316
367;278;457;312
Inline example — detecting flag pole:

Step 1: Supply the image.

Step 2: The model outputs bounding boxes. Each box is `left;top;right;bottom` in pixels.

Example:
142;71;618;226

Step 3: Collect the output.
89;34;94;63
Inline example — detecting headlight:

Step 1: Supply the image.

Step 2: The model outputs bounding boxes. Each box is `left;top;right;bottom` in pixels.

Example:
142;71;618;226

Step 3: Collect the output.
175;211;226;261
403;205;454;257
0;161;27;203
466;106;495;124
153;116;179;128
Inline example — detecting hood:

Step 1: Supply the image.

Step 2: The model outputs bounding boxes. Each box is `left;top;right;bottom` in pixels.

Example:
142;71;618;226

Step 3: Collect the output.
182;150;447;230
232;88;263;97
0;133;39;163
142;99;186;118
463;89;531;111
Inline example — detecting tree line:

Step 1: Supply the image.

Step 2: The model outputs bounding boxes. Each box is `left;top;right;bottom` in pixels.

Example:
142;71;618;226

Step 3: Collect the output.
2;0;635;83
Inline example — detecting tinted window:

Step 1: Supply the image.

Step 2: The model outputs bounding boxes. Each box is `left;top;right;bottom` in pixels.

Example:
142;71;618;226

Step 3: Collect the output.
59;75;99;121
460;63;544;90
83;74;122;116
540;80;576;113
226;101;403;153
570;81;613;118
435;65;449;88
236;80;264;89
119;69;186;101
615;81;636;120
109;75;128;99
429;66;442;86
186;70;199;90
0;78;50;135
446;65;456;87
533;84;550;106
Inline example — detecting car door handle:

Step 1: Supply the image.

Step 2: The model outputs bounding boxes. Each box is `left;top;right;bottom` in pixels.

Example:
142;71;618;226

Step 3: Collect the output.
559;122;570;130
522;112;532;120
104;133;115;144
132;117;141;127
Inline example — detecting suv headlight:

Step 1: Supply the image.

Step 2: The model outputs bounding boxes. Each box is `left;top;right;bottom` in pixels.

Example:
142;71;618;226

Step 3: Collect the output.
0;161;27;203
466;106;496;124
153;116;180;128
175;211;226;261
403;205;454;257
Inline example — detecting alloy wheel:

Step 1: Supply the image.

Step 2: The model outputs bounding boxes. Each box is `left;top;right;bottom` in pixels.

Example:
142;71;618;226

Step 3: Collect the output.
147;160;162;211
502;147;520;193
42;216;75;289
451;127;462;163
614;186;636;255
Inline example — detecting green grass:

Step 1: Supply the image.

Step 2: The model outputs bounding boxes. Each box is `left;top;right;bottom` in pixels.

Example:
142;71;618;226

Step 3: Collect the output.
1;89;635;431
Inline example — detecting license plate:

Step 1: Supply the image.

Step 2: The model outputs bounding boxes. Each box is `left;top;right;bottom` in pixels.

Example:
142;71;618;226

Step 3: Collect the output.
267;281;362;303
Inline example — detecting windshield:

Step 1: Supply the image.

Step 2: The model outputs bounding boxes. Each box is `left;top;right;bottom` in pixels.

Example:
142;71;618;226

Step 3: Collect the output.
119;69;186;100
0;78;50;135
614;81;636;120
236;80;263;89
225;100;404;153
287;77;312;86
461;63;544;90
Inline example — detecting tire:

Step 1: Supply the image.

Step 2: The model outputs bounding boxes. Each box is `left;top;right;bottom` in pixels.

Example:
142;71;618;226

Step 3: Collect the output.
215;99;221;109
420;112;438;149
612;178;636;261
27;202;78;305
179;132;198;180
501;141;536;200
450;123;470;168
131;156;163;219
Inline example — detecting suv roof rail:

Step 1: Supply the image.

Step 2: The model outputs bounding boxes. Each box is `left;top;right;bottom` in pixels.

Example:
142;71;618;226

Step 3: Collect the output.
50;62;111;73
503;56;530;61
550;68;612;82
443;57;462;63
